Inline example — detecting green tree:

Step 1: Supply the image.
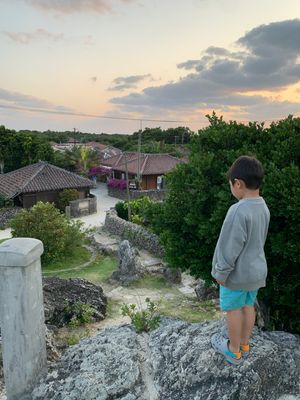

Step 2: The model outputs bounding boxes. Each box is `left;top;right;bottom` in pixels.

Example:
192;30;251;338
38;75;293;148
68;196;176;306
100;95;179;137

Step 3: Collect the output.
58;189;79;211
65;146;99;175
0;128;54;172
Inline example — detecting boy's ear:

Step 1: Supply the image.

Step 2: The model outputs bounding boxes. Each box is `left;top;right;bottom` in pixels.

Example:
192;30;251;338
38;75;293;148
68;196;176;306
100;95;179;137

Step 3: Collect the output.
236;179;245;188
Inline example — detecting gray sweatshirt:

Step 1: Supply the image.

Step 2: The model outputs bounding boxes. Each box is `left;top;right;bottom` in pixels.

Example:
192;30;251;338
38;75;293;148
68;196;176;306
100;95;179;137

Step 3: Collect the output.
211;197;270;291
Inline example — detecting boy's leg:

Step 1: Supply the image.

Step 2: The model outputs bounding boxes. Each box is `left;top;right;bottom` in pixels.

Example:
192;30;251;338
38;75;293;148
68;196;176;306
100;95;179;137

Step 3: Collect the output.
241;305;256;345
227;309;243;353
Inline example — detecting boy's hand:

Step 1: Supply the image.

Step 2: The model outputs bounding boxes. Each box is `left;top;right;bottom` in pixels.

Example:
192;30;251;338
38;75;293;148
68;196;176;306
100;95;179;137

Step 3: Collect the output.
216;279;225;286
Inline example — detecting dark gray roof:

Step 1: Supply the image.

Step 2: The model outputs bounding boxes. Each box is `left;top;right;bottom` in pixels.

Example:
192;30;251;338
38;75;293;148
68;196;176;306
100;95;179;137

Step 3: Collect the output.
0;162;93;198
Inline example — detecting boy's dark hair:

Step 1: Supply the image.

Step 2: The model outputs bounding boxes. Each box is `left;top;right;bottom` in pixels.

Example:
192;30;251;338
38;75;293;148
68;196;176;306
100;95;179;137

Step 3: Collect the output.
227;155;264;189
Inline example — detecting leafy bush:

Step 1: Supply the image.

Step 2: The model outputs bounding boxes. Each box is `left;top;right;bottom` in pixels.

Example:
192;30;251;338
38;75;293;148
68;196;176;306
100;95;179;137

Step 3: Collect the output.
131;214;144;225
121;297;161;333
10;202;84;265
64;219;85;254
0;194;12;209
65;302;94;327
159;114;300;333
115;196;164;230
115;201;128;220
58;189;79;211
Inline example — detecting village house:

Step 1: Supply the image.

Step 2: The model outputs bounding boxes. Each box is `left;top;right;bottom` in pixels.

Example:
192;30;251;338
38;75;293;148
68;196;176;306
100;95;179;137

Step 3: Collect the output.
101;152;185;190
0;161;93;208
51;140;121;161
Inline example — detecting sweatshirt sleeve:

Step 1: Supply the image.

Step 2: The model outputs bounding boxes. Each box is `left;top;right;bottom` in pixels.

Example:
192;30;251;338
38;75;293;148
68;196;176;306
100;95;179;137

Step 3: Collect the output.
212;206;247;283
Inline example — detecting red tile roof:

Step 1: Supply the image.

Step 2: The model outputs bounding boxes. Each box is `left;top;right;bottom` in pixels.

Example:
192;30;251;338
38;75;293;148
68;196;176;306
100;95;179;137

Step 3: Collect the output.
101;152;184;175
0;162;93;198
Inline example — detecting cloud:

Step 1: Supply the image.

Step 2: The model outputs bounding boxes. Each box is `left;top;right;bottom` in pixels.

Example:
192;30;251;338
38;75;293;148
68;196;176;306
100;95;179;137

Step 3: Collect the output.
177;60;202;71
21;0;135;14
2;28;64;44
110;19;300;120
0;88;72;111
109;74;154;91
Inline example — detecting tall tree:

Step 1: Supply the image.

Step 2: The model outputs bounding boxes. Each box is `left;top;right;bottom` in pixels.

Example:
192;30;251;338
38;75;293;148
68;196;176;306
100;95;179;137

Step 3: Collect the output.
65;146;99;175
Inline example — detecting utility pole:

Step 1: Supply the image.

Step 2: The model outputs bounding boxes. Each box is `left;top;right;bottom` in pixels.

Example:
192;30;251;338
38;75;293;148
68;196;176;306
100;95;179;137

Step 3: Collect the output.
137;120;142;189
124;152;131;221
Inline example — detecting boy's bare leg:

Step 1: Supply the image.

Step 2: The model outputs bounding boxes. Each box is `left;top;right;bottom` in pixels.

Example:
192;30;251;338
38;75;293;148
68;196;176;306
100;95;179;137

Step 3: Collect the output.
241;305;256;345
226;309;243;353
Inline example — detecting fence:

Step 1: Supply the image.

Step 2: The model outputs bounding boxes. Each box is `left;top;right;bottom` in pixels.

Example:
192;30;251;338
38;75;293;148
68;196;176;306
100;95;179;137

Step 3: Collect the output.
66;194;97;217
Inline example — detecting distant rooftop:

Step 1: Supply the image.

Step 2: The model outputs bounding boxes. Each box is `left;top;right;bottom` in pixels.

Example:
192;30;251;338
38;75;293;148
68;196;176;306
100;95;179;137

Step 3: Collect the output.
101;152;184;175
0;161;93;198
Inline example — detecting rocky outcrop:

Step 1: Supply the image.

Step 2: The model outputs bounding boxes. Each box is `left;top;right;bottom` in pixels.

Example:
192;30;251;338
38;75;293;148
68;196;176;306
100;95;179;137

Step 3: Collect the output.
43;277;107;327
32;318;300;400
111;240;144;284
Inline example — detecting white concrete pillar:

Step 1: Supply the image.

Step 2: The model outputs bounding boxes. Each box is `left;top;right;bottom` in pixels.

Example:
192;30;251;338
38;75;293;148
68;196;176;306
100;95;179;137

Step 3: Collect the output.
0;238;47;400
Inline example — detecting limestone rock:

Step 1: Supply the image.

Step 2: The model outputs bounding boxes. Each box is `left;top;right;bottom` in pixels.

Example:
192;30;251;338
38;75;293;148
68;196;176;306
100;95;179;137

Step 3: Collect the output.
32;318;300;400
111;240;144;284
45;327;61;363
163;267;182;284
194;279;218;301
43;277;107;327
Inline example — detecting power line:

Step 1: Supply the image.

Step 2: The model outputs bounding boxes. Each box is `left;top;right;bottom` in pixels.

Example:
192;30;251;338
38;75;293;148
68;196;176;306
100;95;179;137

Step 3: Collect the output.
0;103;201;124
0;103;299;126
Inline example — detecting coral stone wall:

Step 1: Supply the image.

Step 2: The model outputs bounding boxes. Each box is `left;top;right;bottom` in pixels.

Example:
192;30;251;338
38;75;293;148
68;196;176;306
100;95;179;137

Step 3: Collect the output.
0;207;22;229
108;187;166;201
104;209;164;257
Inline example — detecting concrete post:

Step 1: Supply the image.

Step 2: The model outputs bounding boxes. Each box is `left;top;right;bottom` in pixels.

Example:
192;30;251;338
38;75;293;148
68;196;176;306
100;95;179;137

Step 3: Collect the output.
0;238;47;400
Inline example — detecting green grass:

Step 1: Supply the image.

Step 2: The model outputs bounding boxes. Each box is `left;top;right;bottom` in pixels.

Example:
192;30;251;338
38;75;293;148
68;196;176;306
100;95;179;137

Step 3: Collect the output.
158;297;218;323
43;246;91;272
43;254;118;284
127;275;173;290
0;238;10;244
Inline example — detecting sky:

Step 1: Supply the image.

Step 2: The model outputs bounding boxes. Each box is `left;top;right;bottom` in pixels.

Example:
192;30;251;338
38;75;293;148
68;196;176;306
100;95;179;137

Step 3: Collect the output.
0;0;300;134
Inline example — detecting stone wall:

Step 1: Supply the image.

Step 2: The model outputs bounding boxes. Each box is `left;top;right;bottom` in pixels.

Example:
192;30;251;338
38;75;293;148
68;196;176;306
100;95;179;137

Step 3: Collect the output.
104;209;164;257
0;207;22;229
67;194;97;217
108;187;166;201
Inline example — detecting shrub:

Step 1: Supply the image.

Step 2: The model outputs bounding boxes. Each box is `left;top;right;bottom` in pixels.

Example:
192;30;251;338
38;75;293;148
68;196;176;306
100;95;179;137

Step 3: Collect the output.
121;298;161;333
115;196;164;230
64;219;85;254
58;188;79;211
159;114;300;333
65;302;94;327
10;202;84;265
115;201;128;220
107;178;127;190
0;194;12;208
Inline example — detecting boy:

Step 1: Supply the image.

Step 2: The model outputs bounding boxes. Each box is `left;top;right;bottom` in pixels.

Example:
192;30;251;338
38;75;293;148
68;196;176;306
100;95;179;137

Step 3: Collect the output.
211;155;270;365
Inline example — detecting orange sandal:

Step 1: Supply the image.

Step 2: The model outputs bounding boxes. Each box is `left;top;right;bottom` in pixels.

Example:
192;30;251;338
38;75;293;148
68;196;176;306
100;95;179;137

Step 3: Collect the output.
221;326;250;358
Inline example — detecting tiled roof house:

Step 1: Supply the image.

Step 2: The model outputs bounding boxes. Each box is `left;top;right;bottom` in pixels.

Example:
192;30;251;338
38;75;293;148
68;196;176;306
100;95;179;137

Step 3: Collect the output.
101;152;184;190
0;161;93;208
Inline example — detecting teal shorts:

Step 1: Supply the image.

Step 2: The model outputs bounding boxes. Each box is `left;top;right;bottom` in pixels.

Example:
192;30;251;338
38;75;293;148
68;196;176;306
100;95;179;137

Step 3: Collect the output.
220;286;258;311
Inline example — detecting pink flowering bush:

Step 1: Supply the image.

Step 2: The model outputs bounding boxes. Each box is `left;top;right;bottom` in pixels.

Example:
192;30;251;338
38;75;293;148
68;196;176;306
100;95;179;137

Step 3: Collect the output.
89;166;112;176
107;178;127;190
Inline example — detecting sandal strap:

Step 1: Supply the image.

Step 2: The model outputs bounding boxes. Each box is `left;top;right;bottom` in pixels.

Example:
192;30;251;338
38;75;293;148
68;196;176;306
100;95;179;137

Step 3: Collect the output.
240;344;250;352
